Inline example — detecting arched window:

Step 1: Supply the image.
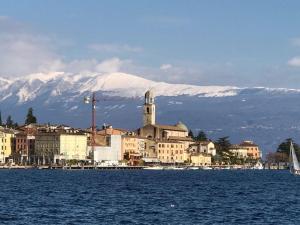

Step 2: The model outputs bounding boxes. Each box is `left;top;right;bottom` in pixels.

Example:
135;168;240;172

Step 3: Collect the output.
147;107;150;113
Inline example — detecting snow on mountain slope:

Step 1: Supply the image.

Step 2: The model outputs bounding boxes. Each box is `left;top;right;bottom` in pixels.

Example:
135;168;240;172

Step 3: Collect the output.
1;71;300;104
0;72;240;103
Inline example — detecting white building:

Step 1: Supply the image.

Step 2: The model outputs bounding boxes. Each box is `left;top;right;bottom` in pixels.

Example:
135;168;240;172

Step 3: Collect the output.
189;141;216;156
228;145;248;159
92;135;122;163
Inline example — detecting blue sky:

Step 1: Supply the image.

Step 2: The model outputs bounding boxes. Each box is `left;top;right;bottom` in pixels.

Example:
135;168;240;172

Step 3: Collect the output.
1;0;300;87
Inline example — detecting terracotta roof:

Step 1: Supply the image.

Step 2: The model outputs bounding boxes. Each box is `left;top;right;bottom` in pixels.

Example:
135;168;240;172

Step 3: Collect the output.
239;141;258;147
154;124;187;132
168;136;194;141
229;144;248;150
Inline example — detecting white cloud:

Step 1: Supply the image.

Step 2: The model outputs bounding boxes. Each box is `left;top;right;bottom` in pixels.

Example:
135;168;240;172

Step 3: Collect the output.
88;43;142;53
95;58;125;73
288;57;300;67
160;64;173;70
0;17;64;76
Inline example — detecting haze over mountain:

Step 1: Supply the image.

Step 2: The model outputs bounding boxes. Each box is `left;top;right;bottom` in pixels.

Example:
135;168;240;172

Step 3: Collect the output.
1;71;300;156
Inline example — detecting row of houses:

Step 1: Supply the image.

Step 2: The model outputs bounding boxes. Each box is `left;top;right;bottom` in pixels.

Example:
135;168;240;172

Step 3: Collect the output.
0;90;262;166
0;122;261;166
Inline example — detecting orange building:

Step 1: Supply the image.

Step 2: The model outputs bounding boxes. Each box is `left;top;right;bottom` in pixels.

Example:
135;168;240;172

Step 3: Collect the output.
239;141;261;159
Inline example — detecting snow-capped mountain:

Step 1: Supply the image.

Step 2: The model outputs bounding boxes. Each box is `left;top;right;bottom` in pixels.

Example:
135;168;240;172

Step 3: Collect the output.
0;71;240;104
1;71;300;156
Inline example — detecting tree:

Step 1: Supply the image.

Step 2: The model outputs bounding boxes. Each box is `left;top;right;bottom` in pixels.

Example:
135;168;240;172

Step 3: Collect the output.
196;131;208;141
214;136;235;164
25;107;37;125
6;115;13;128
0;111;2;126
266;152;288;164
277;138;300;161
188;129;194;139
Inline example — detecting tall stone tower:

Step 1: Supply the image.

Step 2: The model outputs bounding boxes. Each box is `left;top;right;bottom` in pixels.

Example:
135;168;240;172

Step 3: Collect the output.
143;90;156;126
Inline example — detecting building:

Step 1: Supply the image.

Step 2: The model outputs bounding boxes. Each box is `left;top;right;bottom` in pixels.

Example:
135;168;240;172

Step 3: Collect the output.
35;129;87;164
137;123;189;140
0;127;16;163
156;140;188;164
143;90;156;126
190;153;212;166
14;131;35;164
138;90;189;140
239;141;261;159
121;135;141;165
228;144;248;159
92;135;122;163
189;141;216;156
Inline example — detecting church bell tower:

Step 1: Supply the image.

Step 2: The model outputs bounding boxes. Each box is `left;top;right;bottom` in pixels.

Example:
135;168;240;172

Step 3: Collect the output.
143;90;156;126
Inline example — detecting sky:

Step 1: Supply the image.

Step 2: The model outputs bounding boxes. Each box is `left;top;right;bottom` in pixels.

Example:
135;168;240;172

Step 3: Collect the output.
1;0;300;87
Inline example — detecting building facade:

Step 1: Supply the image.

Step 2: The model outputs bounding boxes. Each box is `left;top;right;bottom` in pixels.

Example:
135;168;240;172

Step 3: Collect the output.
35;130;87;164
189;141;216;156
93;135;122;163
190;153;212;166
0;128;16;163
228;144;248;159
156;140;188;164
239;141;261;159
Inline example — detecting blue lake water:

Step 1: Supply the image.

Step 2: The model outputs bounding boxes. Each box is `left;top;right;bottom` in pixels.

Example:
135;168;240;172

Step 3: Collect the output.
0;170;299;225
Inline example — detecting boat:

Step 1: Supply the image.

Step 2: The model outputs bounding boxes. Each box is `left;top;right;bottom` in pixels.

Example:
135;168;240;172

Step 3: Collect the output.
252;161;264;170
201;166;213;170
186;166;199;170
289;142;300;175
163;166;186;170
143;166;164;170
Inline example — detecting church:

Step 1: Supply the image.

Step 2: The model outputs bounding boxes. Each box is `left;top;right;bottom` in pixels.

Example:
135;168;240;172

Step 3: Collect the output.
137;90;192;142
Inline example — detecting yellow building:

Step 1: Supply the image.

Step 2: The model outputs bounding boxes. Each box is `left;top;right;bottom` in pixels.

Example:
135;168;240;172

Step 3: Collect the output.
190;153;211;166
121;135;140;165
0;128;16;163
35;129;87;164
156;140;189;164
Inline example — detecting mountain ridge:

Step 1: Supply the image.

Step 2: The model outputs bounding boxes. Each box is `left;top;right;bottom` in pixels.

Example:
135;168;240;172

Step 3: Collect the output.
1;71;300;104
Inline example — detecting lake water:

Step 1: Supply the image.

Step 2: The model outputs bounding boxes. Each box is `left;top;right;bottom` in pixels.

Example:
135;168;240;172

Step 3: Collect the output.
0;170;299;225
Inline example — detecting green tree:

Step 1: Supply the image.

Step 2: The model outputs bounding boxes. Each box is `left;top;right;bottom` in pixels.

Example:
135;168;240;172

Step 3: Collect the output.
196;131;208;141
214;136;235;164
25;107;37;125
277;138;300;161
6;115;13;128
188;129;194;139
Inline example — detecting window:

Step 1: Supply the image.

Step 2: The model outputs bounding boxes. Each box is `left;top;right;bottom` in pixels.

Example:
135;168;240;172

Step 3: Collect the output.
147;107;149;113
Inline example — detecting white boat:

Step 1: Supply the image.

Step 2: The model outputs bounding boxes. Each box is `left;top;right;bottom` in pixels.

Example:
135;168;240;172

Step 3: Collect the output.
163;166;186;170
201;166;213;170
289;142;300;175
186;166;199;170
252;161;264;170
143;166;164;170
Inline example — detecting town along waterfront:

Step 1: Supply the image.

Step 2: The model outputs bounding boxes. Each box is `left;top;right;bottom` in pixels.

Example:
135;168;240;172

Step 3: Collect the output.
0;170;299;225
